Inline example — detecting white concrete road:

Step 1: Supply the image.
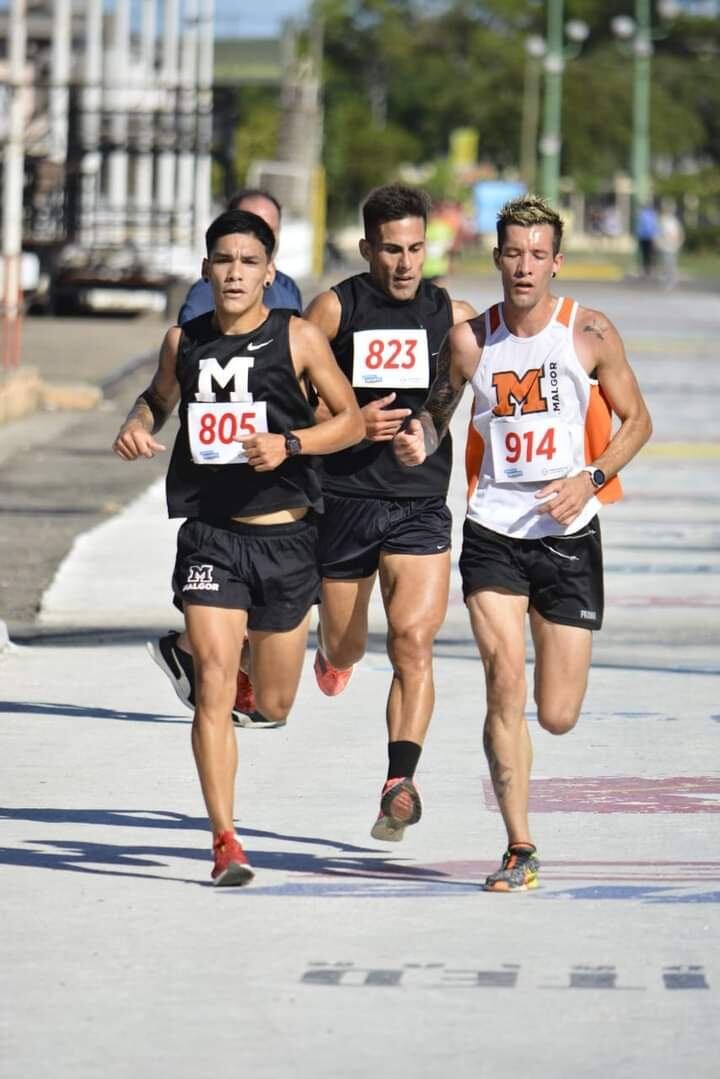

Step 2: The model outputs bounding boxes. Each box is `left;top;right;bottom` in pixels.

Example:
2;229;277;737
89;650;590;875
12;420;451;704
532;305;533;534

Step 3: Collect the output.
1;279;718;1078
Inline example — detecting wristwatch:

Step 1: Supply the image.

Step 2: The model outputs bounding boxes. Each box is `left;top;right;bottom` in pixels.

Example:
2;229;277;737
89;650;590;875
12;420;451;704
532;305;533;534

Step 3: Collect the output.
581;465;606;489
284;431;302;457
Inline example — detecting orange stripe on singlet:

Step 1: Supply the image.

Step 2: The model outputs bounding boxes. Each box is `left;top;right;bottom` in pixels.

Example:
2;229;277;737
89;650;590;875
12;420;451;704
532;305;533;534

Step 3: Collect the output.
465;411;484;502
556;295;574;327
584;383;623;504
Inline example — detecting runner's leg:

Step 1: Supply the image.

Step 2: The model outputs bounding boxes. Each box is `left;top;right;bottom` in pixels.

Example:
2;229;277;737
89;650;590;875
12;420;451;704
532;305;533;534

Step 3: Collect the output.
530;610;592;735
184;604;247;835
249;610;313;723
467;588;533;846
379;550;450;745
318;575;377;670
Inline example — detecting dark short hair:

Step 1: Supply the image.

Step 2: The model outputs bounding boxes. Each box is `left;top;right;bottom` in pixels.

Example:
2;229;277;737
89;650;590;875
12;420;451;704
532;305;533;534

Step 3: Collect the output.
362;183;431;242
205;209;275;259
227;188;282;217
496;194;564;255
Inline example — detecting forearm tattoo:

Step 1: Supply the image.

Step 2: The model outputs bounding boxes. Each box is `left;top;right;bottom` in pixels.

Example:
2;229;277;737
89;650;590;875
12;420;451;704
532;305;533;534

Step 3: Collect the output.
483;726;512;802
126;387;169;434
422;338;464;453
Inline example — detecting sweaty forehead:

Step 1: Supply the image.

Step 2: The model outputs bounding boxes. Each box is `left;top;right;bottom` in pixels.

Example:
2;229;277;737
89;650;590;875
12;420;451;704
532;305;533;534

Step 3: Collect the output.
504;223;555;251
374;216;426;246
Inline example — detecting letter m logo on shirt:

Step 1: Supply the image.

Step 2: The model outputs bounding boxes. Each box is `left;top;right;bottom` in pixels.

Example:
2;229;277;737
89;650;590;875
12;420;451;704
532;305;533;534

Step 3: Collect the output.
492;367;548;416
188;564;214;585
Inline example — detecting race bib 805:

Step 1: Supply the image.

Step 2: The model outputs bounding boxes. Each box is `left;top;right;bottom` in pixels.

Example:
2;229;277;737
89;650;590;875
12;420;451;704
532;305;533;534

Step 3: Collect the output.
187;401;268;465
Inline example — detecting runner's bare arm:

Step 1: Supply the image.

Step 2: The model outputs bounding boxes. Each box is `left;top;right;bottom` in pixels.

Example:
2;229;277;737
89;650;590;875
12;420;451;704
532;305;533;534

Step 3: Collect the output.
237;318;364;472
536;308;652;523
112;326;182;461
451;298;478;323
303;288;342;341
394;318;482;466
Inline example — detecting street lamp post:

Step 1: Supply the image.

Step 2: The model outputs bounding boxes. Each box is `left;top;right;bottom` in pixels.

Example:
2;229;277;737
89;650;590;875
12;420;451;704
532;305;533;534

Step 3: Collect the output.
632;0;652;210
612;1;679;222
539;0;563;206
538;1;589;207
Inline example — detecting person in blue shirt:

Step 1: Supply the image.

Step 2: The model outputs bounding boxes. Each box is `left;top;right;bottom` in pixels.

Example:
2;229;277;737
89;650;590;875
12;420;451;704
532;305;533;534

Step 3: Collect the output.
178;189;302;324
635;203;658;279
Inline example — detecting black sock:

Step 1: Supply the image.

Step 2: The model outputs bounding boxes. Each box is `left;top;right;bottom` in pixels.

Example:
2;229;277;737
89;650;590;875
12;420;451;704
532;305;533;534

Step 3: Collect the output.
387;740;422;781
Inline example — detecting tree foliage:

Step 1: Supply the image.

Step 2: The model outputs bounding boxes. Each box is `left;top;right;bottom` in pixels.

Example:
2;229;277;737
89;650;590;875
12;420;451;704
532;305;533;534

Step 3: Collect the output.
314;0;720;223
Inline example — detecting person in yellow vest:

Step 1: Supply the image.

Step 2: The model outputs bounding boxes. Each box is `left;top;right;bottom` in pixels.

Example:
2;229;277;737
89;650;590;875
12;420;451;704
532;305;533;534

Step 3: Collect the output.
395;194;652;892
421;208;457;284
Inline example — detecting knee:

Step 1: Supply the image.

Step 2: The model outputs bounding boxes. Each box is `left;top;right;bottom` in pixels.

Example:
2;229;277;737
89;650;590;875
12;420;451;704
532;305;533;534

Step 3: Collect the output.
536;704;579;736
195;656;237;715
253;687;293;725
387;625;433;675
321;628;366;669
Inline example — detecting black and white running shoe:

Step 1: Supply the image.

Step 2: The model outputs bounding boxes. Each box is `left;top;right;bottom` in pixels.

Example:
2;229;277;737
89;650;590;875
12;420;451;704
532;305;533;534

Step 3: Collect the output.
146;632;284;729
146;631;195;710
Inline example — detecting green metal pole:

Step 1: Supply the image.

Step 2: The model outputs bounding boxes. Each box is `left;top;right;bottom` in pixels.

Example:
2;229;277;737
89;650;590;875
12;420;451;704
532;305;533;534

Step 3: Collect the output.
540;0;564;206
632;0;652;213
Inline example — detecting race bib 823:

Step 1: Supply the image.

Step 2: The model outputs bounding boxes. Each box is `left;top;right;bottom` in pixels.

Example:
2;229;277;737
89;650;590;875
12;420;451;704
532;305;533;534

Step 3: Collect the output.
352;329;429;389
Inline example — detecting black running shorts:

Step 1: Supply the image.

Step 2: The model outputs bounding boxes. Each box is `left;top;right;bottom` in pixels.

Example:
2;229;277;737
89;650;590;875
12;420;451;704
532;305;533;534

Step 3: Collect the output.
459;516;604;630
319;493;452;580
172;515;320;631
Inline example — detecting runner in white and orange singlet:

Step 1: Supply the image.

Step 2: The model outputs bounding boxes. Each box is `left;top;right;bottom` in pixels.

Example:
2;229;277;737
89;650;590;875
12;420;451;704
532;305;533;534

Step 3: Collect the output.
394;194;652;891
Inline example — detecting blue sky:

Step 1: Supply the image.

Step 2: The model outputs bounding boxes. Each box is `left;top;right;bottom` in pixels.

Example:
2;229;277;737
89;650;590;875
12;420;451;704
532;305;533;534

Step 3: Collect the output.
214;0;311;38
0;2;312;39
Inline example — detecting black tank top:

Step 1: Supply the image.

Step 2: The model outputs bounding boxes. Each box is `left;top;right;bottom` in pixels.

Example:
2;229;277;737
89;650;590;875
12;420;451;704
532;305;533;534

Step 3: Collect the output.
166;308;322;519
322;273;453;498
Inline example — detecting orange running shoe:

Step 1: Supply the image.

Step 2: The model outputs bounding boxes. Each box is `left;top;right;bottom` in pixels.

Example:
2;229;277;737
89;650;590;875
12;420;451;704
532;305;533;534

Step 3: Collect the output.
211;830;254;887
313;649;353;697
370;777;422;842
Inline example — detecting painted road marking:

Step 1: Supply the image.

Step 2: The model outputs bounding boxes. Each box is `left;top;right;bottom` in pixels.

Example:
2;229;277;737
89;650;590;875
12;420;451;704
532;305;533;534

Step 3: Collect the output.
482;777;720;813
300;962;710;990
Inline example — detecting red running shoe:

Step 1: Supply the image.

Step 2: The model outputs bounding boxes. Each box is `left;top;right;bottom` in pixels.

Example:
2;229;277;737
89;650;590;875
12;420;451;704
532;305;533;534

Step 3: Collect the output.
313;649;353;697
370;777;422;842
235;668;257;714
211;830;254;887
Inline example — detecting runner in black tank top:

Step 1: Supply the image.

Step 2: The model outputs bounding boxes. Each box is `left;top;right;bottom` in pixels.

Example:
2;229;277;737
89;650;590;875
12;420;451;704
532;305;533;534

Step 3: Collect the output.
112;209;362;886
304;183;476;843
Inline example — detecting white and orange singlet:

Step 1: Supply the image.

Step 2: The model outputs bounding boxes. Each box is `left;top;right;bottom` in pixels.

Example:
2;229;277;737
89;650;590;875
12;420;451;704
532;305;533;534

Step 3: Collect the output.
465;296;622;539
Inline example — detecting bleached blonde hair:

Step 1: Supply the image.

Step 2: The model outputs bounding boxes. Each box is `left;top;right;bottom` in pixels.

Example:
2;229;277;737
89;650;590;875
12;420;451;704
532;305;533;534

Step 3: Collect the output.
497;194;564;255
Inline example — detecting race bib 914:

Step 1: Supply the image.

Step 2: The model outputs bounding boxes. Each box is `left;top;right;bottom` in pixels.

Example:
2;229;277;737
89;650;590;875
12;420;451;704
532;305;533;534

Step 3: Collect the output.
489;413;571;483
352;329;429;389
188;401;268;465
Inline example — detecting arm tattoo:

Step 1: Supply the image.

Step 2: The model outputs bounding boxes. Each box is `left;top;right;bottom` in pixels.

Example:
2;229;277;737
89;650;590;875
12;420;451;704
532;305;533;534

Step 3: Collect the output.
125;386;170;434
582;318;608;341
483;726;512;802
420;338;464;454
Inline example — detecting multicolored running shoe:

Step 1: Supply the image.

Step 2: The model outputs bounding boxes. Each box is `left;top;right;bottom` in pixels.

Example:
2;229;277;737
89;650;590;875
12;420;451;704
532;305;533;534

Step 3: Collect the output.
484;844;540;892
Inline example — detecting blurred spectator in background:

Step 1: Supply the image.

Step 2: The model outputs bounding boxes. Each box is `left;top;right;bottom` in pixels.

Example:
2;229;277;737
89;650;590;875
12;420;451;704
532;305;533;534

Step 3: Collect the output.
635;202;658;278
655;201;685;290
422;203;458;284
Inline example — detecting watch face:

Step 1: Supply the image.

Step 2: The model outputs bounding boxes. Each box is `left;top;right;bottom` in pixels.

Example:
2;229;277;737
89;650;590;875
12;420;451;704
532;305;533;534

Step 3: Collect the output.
592;468;606;487
285;435;301;456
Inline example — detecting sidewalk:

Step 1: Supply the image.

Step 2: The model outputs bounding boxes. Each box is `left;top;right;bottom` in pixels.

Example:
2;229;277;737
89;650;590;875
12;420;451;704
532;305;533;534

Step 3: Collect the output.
1;279;719;1077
